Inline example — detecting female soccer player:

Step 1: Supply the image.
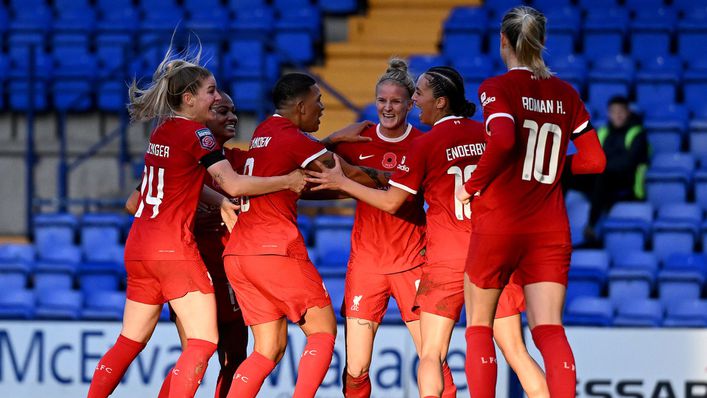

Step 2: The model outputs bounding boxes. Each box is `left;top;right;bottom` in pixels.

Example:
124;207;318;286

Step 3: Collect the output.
87;51;305;398
222;73;389;398
456;6;606;398
306;66;482;398
331;59;455;397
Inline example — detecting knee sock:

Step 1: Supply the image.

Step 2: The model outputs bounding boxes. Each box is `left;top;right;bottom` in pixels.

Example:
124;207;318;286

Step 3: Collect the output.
343;371;372;398
158;368;173;398
87;334;146;398
226;351;276;398
293;332;336;398
441;362;457;398
168;338;217;398
531;324;576;398
464;326;497;398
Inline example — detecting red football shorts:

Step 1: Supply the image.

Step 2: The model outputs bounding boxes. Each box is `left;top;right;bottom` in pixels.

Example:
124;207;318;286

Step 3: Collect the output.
125;259;214;305
466;231;572;289
224;255;331;326
494;281;526;319
342;264;423;323
413;260;465;321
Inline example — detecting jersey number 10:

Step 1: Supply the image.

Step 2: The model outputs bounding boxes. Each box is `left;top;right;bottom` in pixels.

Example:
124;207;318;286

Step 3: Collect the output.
135;165;164;219
521;119;562;185
448;164;477;220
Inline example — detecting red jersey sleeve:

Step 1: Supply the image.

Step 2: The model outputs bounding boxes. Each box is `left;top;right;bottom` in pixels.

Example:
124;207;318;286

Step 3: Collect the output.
285;128;328;169
478;78;515;133
568;89;592;141
388;137;426;195
225;147;246;172
184;123;222;162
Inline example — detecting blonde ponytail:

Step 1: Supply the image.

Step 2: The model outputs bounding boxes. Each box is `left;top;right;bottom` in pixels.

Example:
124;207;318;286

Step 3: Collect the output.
501;6;552;79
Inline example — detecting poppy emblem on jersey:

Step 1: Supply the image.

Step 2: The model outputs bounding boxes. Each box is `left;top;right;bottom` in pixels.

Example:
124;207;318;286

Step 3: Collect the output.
195;128;216;150
382;152;397;169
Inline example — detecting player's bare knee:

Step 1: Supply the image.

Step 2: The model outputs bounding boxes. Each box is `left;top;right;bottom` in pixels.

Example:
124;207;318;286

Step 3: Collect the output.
345;361;371;378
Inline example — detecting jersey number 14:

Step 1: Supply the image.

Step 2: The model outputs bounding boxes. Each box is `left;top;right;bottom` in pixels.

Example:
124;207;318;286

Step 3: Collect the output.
135;165;164;219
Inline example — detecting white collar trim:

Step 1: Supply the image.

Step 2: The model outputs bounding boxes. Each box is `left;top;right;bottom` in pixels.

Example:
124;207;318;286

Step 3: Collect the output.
376;123;412;143
273;113;283;118
434;115;463;126
510;66;533;72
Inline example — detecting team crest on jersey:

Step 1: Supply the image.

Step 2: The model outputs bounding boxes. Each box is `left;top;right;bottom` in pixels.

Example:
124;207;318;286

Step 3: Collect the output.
195;128;216;150
480;92;495;107
382;152;397;169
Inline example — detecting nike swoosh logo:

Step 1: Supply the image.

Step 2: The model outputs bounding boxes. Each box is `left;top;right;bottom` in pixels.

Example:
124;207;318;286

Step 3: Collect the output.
359;154;374;160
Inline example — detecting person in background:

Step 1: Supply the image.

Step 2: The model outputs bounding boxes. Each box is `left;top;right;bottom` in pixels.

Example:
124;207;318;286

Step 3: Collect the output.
583;95;647;241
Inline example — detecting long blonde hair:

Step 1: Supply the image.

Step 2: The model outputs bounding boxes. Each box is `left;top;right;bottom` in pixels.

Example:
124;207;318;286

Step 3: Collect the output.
128;46;213;122
501;6;552;79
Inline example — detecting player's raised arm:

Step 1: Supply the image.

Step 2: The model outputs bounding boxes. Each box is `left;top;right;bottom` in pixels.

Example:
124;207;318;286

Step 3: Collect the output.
306;154;410;214
206;159;305;197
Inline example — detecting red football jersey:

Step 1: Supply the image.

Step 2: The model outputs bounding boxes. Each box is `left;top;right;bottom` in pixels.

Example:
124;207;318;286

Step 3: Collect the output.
468;67;591;234
335;123;426;274
125;117;221;261
388;117;487;264
223;115;327;259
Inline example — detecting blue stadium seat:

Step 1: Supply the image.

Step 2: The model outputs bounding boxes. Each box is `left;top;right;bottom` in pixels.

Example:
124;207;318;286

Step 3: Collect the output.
0;272;28;290
673;0;707;13
382;296;404;325
564;297;613;326
96;0;138;32
81;213;124;252
159;303;171;321
37;244;82;265
33;272;74;291
314;215;354;269
549;54;587;91
601;202;653;255
410;54;449;79
452;54;492;85
274;30;314;65
608;251;657;303
228;0;267;10
320;0;358;14
185;8;229;45
484;0;526;18
663;299;707;327
35;289;82;320
0;243;35;263
695;171;707;209
443;7;487;59
652;203;701;262
636;56;682;110
298;215;313;246
644;104;689;138
658;253;706;304
613;299;663;327
567;249;610;306
684;55;707;112
645;153;694;207
78;273;121;295
576;0;617;11
588;55;634;112
583;8;628;59
630;8;676;64
677;7;707;59
52;3;96;35
34;213;78;250
323;276;345;322
82;291;126;320
566;190;590;246
229;7;275;40
97;81;127;112
543;7;580;59
0;288;35;319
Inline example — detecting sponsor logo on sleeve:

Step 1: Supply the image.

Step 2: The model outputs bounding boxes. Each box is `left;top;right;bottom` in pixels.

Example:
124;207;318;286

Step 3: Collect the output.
195;128;216;150
481;92;496;108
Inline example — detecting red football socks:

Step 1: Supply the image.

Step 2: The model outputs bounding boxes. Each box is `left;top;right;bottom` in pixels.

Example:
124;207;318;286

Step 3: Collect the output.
343;371;372;398
168;338;217;398
293;332;336;398
531;324;577;398
441;362;457;398
157;368;173;398
227;351;276;398
87;334;146;398
464;326;497;398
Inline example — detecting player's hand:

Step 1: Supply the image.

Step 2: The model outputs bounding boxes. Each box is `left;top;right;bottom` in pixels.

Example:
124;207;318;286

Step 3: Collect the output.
286;168;307;194
325;121;375;145
455;184;473;204
305;154;347;191
220;198;240;232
